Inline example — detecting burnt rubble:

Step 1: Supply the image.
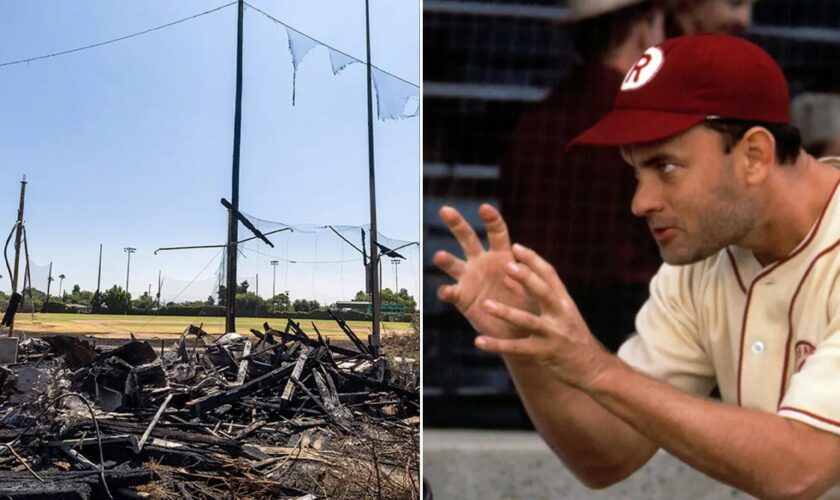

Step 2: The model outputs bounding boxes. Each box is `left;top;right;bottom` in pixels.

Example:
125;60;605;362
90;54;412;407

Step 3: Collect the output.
0;317;420;499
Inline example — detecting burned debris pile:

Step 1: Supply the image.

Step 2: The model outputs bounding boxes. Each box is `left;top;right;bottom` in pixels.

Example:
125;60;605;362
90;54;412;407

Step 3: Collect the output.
0;318;420;499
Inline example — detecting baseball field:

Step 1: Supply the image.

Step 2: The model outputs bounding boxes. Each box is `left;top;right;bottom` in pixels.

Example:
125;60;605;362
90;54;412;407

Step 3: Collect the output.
9;312;410;340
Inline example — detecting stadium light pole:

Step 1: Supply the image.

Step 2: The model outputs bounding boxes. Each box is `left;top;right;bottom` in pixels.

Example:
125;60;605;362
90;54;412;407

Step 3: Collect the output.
391;258;400;291
124;247;136;314
270;260;278;299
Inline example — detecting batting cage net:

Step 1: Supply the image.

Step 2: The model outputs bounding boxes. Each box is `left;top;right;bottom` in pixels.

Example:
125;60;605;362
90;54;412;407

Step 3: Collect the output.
424;0;840;427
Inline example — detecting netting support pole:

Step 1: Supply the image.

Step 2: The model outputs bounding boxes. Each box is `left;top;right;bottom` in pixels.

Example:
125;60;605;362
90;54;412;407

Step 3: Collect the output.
8;176;27;336
365;0;381;357
225;0;245;333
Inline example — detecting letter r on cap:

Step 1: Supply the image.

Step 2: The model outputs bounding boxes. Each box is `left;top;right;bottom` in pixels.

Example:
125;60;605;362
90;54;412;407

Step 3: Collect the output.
625;55;652;85
621;47;664;91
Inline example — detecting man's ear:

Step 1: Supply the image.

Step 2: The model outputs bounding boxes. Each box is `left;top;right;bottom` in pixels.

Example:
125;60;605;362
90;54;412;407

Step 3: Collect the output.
740;127;776;186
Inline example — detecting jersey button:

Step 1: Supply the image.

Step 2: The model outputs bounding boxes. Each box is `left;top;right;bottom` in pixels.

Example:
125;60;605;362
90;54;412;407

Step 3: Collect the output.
752;341;765;354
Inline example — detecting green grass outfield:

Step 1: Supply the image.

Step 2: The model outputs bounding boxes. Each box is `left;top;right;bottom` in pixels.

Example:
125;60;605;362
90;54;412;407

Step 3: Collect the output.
11;312;409;339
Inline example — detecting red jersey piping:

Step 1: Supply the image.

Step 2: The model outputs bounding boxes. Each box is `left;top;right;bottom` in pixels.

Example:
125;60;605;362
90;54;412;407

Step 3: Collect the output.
777;238;840;408
736;178;840;406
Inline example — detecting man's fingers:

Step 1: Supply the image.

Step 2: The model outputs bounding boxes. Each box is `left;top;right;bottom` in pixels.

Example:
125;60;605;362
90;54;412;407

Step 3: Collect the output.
503;261;559;314
474;335;541;356
482;299;542;333
512;243;569;298
436;284;460;304
433;251;466;280
478;204;511;252
440;206;484;258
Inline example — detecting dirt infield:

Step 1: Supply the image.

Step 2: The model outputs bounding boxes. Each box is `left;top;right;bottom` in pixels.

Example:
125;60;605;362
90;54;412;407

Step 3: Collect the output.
8;313;410;340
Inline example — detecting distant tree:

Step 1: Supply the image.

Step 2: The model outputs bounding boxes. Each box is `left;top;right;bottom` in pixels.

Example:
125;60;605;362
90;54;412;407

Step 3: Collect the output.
266;292;289;312
379;287;417;313
206;295;215;306
21;287;46;312
132;292;155;313
217;285;227;307
102;285;130;314
353;290;369;302
236;280;250;294
58;274;66;298
236;292;265;316
292;298;321;312
68;285;94;306
91;290;103;313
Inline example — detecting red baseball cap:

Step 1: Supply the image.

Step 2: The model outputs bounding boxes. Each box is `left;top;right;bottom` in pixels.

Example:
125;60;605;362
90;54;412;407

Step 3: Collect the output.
568;35;790;149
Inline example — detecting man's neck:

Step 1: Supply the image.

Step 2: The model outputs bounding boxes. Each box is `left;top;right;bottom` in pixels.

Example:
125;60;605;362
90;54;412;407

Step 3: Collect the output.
747;155;840;265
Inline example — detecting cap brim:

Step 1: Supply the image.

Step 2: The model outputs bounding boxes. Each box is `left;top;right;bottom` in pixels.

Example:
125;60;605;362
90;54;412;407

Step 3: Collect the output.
567;109;707;151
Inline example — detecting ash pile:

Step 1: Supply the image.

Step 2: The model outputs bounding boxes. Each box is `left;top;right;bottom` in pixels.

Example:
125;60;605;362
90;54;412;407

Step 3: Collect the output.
0;316;419;499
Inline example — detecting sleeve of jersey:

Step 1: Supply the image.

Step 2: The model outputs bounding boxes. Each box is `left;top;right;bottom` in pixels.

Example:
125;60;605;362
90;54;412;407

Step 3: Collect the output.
617;264;716;397
778;326;840;436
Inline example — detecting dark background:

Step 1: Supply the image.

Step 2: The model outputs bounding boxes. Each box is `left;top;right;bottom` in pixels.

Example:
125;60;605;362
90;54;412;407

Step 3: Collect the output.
423;0;840;428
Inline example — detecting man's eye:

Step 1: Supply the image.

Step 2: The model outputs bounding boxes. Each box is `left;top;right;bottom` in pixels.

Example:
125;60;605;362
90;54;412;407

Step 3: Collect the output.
658;163;677;174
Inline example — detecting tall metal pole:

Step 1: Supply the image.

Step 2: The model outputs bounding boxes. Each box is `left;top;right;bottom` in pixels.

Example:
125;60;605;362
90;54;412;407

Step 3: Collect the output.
45;262;53;311
270;260;278;298
10;177;26;295
124;247;136;313
96;244;102;294
392;258;400;291
8;176;27;336
225;0;245;333
364;0;381;357
156;270;162;309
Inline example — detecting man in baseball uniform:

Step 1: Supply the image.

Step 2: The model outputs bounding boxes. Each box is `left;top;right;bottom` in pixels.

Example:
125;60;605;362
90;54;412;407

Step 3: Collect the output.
435;35;840;498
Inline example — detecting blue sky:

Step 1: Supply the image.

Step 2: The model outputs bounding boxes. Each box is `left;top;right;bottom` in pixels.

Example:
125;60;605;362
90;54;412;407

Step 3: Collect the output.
0;0;420;305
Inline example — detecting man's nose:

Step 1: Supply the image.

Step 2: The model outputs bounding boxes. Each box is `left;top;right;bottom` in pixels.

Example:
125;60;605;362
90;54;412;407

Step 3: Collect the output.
631;179;665;217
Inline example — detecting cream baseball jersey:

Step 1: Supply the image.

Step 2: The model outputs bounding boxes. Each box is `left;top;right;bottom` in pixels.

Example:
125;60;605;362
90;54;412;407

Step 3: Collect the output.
619;158;840;438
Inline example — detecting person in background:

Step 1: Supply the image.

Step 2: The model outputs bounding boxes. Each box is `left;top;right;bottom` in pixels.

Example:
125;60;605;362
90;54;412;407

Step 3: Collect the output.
665;0;757;36
791;92;840;158
499;0;665;352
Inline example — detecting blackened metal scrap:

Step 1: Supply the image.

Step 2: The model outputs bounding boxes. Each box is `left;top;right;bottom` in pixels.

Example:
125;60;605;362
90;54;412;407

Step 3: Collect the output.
131;393;173;453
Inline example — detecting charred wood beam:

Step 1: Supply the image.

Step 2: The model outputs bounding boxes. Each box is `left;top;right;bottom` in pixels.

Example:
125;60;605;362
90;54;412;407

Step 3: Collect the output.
327;309;370;356
263;325;358;358
234;341;252;386
290;377;352;433
94;421;238;449
339;371;419;402
282;319;310;340
280;347;309;405
184;363;295;417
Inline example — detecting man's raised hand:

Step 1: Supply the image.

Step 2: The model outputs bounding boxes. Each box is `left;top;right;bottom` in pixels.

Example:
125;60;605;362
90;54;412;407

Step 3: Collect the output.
475;243;612;389
434;204;528;339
